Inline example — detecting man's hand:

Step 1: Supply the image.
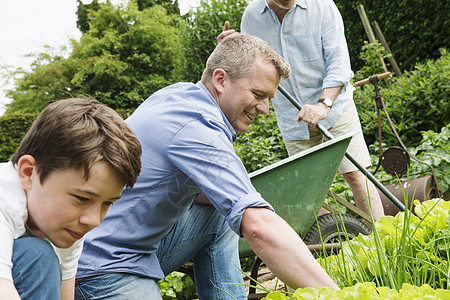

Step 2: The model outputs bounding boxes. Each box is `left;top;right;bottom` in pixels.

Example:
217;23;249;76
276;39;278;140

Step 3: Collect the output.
216;21;236;43
297;103;330;127
240;207;340;289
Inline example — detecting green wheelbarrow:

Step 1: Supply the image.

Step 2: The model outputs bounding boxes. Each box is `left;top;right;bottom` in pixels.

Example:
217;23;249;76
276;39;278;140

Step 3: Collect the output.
239;133;358;257
239;133;371;297
178;133;370;298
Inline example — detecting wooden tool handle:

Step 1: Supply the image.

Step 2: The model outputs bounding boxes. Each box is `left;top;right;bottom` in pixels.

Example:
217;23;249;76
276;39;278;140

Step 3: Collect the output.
355;72;392;86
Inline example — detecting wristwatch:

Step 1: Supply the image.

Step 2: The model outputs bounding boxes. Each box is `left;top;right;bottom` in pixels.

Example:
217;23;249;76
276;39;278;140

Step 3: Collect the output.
318;97;333;108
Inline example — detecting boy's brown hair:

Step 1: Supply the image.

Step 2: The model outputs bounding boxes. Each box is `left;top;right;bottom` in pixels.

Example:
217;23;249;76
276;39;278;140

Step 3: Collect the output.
10;98;142;188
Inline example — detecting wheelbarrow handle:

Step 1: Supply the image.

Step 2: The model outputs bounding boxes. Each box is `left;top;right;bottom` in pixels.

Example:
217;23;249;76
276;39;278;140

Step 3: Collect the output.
355;72;392;86
277;84;406;212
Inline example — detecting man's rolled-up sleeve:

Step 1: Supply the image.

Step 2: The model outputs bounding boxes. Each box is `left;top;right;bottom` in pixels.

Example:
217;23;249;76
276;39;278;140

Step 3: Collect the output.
167;117;274;235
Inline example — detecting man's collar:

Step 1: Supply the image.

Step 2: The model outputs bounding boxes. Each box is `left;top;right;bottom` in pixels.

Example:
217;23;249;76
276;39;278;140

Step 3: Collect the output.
260;0;307;14
197;81;237;140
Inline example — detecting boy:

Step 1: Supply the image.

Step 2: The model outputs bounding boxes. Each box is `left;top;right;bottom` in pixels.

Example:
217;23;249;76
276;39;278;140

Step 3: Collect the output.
0;98;142;300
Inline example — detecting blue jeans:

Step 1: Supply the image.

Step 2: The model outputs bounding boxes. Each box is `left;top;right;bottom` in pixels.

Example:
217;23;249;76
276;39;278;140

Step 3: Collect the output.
75;203;246;300
12;237;62;300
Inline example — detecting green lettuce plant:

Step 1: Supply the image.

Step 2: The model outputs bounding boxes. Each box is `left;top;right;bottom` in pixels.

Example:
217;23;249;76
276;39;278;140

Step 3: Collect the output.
158;271;197;299
319;199;450;289
262;282;450;299
260;198;450;299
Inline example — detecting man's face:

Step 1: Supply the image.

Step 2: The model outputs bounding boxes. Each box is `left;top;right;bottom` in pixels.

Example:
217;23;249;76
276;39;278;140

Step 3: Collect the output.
24;160;124;248
219;58;280;133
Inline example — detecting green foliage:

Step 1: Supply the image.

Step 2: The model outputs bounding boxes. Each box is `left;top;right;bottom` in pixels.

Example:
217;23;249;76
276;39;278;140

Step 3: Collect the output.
5;2;182;113
354;48;450;147
5;46;79;114
331;124;450;213
335;0;450;72
136;0;180;14
76;0;101;33
263;282;450;299
0;112;37;162
158;271;197;299
177;0;248;82
353;41;391;82
259;200;450;299
68;2;182;110
409;124;450;194
319;199;450;289
234;104;287;173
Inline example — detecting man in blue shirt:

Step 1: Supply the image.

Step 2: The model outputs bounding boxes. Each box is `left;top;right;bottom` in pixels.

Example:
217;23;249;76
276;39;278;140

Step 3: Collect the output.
75;33;339;300
219;0;384;227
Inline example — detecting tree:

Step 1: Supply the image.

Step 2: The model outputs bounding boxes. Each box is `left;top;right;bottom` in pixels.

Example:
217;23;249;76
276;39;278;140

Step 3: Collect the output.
5;2;182;113
136;0;180;15
5;46;79;114
76;0;101;34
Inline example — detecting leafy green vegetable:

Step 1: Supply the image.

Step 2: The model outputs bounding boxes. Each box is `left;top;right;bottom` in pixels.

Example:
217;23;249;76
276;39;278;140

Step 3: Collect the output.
263;282;450;299
318;199;450;289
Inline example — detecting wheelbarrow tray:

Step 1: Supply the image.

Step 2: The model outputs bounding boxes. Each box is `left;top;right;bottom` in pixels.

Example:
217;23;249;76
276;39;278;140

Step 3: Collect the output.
239;133;353;257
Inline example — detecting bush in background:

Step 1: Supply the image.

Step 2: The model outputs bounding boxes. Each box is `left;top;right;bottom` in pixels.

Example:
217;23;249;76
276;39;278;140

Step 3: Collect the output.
335;0;450;72
178;0;247;83
354;48;449;147
409;124;450;195
234;103;287;173
0;113;37;162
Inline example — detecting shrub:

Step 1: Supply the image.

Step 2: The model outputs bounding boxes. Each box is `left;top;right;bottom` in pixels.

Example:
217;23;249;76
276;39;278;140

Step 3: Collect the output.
335;0;450;72
234;103;287;173
409;124;450;194
177;0;247;83
354;48;450;147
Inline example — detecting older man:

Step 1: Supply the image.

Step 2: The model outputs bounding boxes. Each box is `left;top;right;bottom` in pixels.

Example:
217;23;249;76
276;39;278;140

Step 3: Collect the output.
219;0;385;228
75;33;339;300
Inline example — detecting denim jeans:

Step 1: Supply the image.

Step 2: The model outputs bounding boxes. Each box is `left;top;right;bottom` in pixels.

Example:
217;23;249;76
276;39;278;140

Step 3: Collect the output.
12;237;62;300
75;203;246;300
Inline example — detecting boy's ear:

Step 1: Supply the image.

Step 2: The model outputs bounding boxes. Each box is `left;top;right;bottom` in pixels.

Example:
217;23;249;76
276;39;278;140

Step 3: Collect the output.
17;155;37;191
211;68;228;95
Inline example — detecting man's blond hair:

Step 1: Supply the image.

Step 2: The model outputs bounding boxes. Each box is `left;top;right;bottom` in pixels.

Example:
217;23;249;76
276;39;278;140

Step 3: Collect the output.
201;33;291;83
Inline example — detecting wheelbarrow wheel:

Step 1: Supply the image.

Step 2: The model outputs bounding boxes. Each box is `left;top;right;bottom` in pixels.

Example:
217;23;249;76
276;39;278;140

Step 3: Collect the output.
303;213;370;257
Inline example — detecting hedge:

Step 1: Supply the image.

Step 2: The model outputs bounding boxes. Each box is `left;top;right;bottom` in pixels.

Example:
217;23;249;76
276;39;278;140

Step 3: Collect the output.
335;0;450;72
0;113;37;162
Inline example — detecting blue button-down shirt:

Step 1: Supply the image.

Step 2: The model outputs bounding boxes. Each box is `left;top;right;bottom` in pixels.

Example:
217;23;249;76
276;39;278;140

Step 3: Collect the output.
76;82;273;280
241;0;355;140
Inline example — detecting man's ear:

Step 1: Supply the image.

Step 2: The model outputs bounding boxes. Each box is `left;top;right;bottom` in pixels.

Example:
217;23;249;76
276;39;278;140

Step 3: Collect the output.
211;68;228;95
17;155;37;191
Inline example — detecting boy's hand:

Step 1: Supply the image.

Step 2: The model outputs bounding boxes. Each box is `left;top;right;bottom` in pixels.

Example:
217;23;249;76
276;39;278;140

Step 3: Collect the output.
217;21;236;43
0;278;21;300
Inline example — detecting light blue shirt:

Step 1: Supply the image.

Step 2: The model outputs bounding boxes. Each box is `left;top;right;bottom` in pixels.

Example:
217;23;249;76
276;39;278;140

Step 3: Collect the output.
241;0;356;140
76;82;273;280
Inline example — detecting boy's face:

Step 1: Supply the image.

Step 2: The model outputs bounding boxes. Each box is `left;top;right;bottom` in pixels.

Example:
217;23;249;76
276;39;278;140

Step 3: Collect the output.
20;156;124;248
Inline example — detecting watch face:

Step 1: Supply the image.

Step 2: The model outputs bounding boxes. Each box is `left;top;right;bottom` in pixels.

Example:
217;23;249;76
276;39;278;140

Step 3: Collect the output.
324;98;332;107
320;98;332;107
